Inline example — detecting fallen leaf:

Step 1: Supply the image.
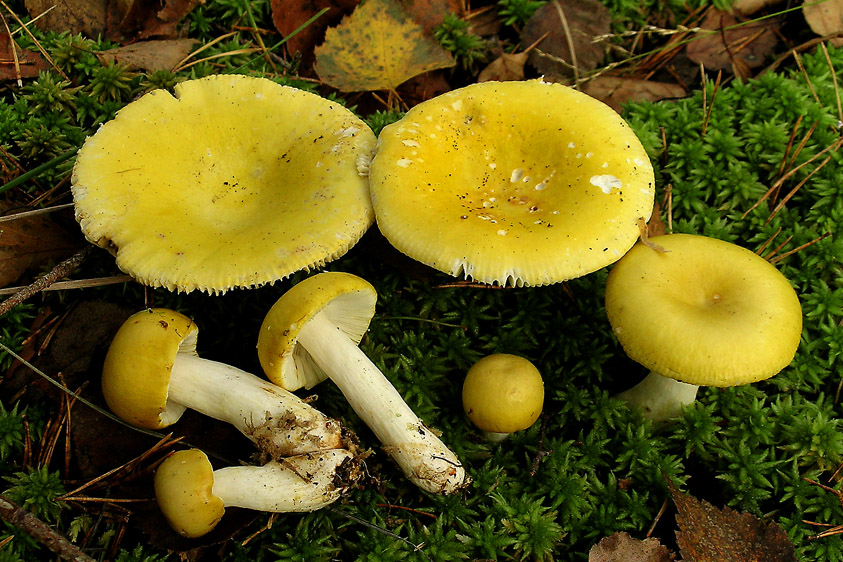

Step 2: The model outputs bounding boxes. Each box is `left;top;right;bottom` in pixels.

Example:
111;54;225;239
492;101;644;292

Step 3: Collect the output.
0;31;50;82
271;0;357;62
732;0;781;16
24;0;120;39
400;0;463;34
668;479;798;562
98;38;197;71
520;0;610;80
0;208;81;289
477;51;528;81
313;0;455;92
582;76;686;112
803;0;843;47
25;0;198;43
118;0;201;40
685;9;780;74
588;532;673;562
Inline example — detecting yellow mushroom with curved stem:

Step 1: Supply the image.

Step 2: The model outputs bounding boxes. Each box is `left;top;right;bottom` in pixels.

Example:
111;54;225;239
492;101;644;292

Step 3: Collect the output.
258;271;469;495
102;308;349;459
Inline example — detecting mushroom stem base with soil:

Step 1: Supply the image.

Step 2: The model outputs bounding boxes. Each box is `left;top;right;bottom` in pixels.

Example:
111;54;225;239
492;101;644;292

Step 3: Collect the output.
615;371;699;421
168;353;344;457
296;311;467;494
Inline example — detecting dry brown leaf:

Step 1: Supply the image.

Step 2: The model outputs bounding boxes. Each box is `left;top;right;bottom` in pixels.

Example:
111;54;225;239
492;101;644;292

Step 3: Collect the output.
477;51;528;82
582;76;686;112
0;31;50;82
313;0;454;92
668;479;797;562
732;0;781;16
98;38;197;71
271;0;357;62
803;0;843;47
685;9;780;74
24;0;115;38
520;0;610;80
25;0;197;43
118;0;200;40
0;210;81;289
400;0;463;34
589;532;674;562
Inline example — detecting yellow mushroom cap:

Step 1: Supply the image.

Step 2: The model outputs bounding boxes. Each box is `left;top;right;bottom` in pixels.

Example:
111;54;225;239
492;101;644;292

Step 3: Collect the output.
257;272;377;390
154;449;225;538
462;354;544;434
72;74;376;294
604;233;803;387
101;308;198;429
368;80;654;287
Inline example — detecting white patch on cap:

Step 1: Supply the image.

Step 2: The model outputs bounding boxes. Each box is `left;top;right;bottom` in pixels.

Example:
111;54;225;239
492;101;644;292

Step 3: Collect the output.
451;100;463;111
338;126;359;138
397;158;413;168
510;168;525;182
497;229;507;236
402;139;420;147
590;175;623;194
568;142;576;148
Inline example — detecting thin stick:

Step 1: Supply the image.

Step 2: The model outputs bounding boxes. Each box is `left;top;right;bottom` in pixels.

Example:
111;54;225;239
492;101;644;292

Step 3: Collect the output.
820;42;843;126
0;246;93;317
0;203;74;223
769;232;831;264
742;137;843;219
0;7;21;87
776;116;804;179
0;495;96;562
552;0;578;84
754;226;782;256
0;275;133;296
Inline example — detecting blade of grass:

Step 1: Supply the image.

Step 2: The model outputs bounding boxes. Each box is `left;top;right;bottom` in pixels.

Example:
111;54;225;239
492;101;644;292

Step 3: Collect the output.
0;149;77;196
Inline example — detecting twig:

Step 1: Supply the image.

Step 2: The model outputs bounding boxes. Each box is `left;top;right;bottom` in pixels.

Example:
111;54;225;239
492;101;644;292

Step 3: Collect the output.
0;495;96;562
0;246;93;318
0;275;133;296
0;203;74;223
551;0;578;84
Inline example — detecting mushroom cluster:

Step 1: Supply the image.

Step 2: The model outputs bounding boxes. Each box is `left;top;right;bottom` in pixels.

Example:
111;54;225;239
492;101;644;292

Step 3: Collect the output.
103;308;363;537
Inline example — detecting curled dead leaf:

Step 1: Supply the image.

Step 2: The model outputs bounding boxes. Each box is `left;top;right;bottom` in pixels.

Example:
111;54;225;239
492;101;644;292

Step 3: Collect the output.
581;76;686;112
803;0;843;47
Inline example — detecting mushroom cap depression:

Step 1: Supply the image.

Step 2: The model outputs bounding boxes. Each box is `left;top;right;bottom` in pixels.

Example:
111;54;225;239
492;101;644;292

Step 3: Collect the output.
257;271;377;391
368;79;655;287
72;74;377;293
462;354;544;434
101;308;198;428
154;449;225;538
604;234;803;387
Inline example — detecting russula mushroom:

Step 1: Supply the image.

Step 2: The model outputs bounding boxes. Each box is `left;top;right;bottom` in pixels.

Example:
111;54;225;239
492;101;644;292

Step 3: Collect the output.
72;74;376;294
257;271;468;495
155;448;358;538
605;233;803;420
462;354;544;442
368;79;655;287
102;308;347;458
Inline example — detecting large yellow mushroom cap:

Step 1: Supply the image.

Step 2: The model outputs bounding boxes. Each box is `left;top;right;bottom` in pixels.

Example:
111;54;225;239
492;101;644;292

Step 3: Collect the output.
154;449;225;538
72;74;376;294
605;233;803;387
369;79;654;287
101;308;198;429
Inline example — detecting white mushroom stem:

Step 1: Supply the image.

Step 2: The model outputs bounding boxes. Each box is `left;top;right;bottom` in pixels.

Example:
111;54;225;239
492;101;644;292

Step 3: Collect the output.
211;449;356;512
297;312;468;494
615;371;699;421
167;353;344;457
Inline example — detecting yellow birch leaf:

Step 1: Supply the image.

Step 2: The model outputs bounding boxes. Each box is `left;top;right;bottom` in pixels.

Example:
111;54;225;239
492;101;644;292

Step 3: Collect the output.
313;0;455;92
